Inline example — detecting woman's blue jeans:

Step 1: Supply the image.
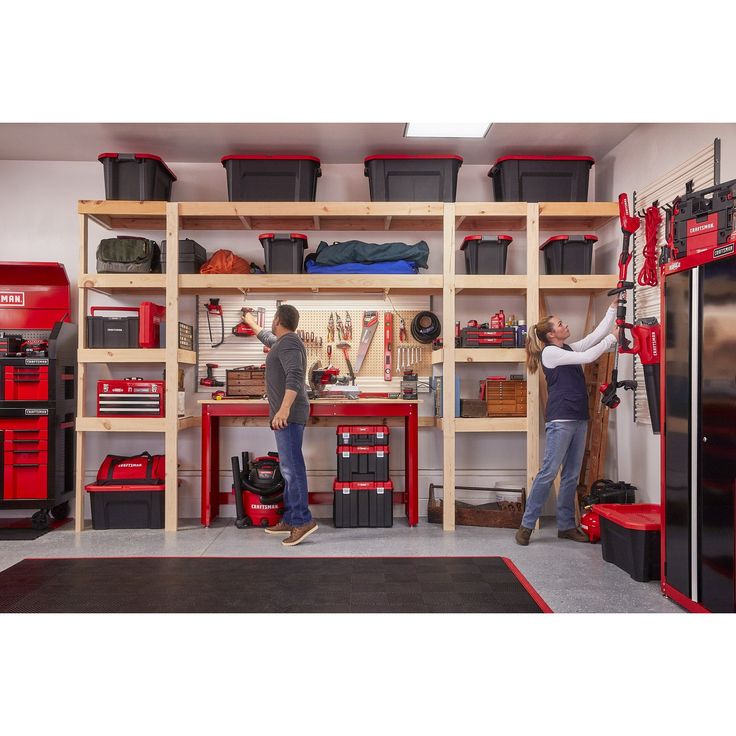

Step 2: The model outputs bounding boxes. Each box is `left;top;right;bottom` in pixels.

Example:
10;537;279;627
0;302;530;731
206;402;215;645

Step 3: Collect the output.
273;422;312;527
521;420;588;531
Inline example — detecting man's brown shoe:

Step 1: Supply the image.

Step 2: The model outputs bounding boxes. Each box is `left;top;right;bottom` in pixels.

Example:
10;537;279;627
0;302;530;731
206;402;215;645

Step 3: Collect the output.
282;520;318;546
515;526;532;546
264;520;293;535
558;526;589;543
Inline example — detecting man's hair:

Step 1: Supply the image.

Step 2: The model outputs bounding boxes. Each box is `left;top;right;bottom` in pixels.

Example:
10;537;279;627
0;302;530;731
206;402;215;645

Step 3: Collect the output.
275;304;300;331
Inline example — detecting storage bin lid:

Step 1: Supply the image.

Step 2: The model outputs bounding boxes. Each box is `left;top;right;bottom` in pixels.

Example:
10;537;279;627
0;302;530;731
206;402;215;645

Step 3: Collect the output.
336;425;389;434
85;483;165;493
336;445;389;454
258;232;308;243
98;152;177;180
221;155;321;163
595;503;661;530
333;480;395;491
539;234;598;250
460;234;513;250
364;154;463;162
493;155;594;164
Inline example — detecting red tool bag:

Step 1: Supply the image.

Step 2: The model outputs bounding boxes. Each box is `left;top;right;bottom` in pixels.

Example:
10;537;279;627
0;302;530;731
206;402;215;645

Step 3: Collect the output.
93;452;165;487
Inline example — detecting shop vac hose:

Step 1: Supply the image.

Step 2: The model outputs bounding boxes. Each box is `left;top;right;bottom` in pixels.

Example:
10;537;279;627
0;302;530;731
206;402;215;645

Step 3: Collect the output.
411;311;441;344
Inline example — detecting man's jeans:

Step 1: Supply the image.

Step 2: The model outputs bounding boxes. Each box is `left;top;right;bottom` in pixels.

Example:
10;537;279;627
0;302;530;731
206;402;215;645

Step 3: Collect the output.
273;422;312;527
521;419;588;531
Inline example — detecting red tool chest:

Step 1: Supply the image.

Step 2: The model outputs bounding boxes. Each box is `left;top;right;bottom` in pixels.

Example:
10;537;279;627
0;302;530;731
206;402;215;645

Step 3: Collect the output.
96;378;165;417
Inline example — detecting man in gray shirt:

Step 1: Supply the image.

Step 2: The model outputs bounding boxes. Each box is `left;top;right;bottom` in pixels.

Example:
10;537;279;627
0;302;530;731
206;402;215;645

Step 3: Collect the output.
243;304;317;546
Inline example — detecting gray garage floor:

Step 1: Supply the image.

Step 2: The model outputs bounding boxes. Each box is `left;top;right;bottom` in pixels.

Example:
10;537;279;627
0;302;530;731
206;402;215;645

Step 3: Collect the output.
0;517;681;613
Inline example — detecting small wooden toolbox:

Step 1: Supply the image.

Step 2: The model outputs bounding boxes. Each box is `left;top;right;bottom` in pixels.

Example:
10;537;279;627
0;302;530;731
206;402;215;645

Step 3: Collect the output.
226;366;266;398
485;378;527;417
460;399;488;418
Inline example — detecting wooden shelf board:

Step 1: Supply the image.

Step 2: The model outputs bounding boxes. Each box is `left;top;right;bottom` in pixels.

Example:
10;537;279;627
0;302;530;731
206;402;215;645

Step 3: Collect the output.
78;348;167;363
432;348;525;364
79;274;166;290
177;349;197;365
177;415;201;430
539;275;617;292
76;417;167;432
454;275;527;294
179;274;443;294
538;201;618;231
216;415;437;428
437;417;528;432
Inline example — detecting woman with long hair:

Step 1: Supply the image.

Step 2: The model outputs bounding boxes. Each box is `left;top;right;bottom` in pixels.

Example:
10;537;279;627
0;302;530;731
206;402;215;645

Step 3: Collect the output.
515;300;618;545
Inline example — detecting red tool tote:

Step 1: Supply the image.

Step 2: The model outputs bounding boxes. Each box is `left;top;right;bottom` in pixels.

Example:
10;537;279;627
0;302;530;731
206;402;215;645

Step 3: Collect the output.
0;262;77;529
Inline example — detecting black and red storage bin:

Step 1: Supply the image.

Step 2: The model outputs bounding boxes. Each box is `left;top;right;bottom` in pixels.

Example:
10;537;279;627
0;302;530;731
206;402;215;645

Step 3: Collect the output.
333;480;394;528
98;153;176;201
597;504;661;582
540;234;597;275
221;155;321;201
488;155;594;202
336;445;389;482
364;155;463;202
86;302;165;349
258;233;308;274
461;235;512;275
336;425;389;447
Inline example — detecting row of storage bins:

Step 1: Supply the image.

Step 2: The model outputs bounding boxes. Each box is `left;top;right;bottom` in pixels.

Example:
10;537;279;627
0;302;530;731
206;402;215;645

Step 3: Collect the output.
99;152;594;204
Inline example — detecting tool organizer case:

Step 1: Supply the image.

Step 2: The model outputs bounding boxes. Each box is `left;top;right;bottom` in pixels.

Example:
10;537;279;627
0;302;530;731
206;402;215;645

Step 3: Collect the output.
336;445;389;482
488;155;593;202
226;366;266;398
460;235;512;275
364;154;463;202
98;152;176;201
333;480;394;528
540;234;597;275
485;379;527;417
672;179;736;257
336;425;389;447
96;379;165;417
221;155;321;201
461;327;516;348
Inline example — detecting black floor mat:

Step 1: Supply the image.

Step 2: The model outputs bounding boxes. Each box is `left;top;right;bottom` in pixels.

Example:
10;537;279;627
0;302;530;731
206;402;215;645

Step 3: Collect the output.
0;557;551;613
0;519;70;541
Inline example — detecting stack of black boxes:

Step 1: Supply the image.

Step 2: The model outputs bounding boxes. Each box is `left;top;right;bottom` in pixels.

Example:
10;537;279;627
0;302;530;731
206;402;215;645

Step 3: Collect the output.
333;425;393;528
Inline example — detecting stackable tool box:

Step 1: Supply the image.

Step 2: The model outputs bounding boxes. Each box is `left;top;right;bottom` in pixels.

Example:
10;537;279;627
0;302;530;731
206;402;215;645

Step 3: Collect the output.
540;234;597;275
333;480;394;528
98;152;176;201
460;327;516;348
221;155;321;201
596;504;661;582
226;366;266;398
336;425;389;447
672;178;736;258
364;154;463;202
86;302;165;348
258;233;309;273
96;378;165;417
160;238;207;274
488;155;594;202
85;452;165;529
336;445;389;482
460;235;512;275
0;262;76;528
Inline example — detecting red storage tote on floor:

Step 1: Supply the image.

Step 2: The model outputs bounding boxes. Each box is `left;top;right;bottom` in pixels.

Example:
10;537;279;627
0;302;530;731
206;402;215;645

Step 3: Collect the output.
98;152;176;201
488;155;593;202
364;154;463;202
597;504;661;582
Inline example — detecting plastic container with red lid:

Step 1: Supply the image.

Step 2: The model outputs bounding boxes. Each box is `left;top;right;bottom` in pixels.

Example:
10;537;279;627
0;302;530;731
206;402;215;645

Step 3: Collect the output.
221;155;321;202
98;152;176;201
488;155;594;203
333;479;394;528
364;154;463;202
540;234;597;275
258;233;309;274
460;234;513;275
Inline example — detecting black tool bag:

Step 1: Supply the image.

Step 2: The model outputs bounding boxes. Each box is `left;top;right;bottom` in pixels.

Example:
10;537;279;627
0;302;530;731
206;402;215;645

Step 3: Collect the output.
582;479;637;507
96;236;162;273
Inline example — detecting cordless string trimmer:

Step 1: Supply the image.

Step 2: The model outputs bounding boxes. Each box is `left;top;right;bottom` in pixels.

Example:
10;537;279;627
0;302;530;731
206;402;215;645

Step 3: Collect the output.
599;193;662;434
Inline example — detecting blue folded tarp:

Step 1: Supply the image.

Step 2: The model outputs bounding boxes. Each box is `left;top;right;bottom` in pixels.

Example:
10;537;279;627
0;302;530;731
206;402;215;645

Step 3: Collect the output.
303;258;418;274
312;239;430;269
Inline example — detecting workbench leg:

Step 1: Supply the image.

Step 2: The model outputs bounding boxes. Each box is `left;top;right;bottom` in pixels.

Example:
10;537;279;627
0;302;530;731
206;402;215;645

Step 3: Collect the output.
201;409;211;526
211;417;220;523
406;408;419;526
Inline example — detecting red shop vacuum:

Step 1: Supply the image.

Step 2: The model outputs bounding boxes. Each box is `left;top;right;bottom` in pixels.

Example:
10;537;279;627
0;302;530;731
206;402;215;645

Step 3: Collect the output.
230;452;285;528
0;262;77;529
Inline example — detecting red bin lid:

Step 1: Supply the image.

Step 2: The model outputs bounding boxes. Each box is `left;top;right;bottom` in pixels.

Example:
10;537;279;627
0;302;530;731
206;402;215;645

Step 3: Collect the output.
336;425;389;434
461;234;513;250
494;155;594;164
332;480;395;491
595;503;661;531
365;154;463;162
539;234;598;250
258;233;308;242
98;152;177;180
221;155;321;163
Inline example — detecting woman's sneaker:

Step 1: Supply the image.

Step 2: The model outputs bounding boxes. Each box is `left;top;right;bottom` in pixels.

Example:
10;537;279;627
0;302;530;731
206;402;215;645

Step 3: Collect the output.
264;520;293;535
282;520;318;546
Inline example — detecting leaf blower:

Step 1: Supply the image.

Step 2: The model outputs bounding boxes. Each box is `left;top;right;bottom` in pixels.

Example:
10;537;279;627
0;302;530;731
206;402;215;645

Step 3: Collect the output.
599;193;661;433
231;451;285;529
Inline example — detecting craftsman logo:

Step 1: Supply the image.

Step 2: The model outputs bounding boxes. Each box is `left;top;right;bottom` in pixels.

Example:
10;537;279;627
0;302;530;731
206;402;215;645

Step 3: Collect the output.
24;408;48;415
666;261;681;272
116;463;143;468
688;222;716;235
0;291;24;306
25;359;48;365
251;504;279;510
650;332;659;358
713;244;735;259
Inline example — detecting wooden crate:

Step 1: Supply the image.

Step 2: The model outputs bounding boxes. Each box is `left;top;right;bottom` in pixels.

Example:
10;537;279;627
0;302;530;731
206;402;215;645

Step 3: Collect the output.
460;399;487;418
427;484;526;529
485;379;526;417
226;366;266;398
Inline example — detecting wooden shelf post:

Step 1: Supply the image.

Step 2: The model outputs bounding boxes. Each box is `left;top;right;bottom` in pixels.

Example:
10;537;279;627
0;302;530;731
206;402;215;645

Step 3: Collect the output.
442;204;456;530
526;203;541;521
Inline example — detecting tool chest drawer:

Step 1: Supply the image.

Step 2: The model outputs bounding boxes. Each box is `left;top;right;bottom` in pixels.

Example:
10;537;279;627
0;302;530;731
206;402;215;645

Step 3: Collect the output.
2;462;49;500
2;364;50;401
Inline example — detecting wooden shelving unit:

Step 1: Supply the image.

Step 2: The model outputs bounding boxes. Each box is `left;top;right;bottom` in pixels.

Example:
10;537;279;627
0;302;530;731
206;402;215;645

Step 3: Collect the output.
75;199;618;533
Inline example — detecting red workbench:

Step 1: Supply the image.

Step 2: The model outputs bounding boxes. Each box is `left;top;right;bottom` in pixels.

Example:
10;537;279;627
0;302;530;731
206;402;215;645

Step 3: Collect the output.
200;399;420;527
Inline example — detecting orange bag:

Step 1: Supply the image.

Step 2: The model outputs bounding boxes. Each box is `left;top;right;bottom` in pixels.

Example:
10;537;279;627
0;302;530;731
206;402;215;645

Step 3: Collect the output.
199;249;250;274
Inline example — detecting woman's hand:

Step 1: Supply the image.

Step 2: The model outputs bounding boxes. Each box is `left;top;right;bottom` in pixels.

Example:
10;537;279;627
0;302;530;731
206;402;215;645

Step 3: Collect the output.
610;297;619;309
610;326;621;342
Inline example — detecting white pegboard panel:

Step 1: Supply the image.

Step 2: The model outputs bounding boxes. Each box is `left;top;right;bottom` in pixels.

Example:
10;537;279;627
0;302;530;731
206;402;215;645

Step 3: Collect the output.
196;293;433;393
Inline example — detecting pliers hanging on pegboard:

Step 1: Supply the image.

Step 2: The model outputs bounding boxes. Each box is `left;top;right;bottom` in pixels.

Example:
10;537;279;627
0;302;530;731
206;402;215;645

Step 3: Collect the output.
344;312;352;341
335;313;344;341
399;317;407;342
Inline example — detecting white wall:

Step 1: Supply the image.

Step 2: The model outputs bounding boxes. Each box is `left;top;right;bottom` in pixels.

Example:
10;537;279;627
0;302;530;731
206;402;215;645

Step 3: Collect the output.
596;123;736;502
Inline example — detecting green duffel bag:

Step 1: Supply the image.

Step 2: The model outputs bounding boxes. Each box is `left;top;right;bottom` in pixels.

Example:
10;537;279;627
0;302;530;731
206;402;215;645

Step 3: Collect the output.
96;236;162;273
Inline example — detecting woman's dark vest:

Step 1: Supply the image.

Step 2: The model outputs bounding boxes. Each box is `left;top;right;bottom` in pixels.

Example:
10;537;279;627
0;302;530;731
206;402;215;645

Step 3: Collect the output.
541;344;589;421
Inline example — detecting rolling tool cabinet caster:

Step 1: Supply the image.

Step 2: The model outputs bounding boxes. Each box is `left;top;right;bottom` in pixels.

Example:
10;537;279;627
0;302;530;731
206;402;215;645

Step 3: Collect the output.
51;501;70;520
31;510;50;530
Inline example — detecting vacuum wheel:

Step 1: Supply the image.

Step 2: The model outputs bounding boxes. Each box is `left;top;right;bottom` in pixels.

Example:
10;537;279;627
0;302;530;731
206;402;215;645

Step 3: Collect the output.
31;510;50;531
50;501;70;521
235;517;253;529
259;518;269;528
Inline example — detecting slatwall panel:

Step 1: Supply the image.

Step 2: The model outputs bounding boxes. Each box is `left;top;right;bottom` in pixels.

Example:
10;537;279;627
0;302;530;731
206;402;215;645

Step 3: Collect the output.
632;141;716;424
196;294;432;394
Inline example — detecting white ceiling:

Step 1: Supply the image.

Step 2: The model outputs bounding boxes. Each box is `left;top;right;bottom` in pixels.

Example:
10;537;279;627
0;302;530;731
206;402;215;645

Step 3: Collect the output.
0;123;638;165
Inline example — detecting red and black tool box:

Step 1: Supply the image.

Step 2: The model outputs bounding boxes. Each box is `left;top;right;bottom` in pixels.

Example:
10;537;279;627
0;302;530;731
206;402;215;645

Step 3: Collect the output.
336;445;389;482
460;327;516;348
488;155;594;202
96;378;165;417
364;154;463;202
258;233;309;274
596;503;661;583
333;479;394;528
221;155;321;202
98;152;176;201
672;178;736;258
0;262;76;527
336;425;389;447
86;302;165;349
460;235;512;275
85;452;165;529
540;234;597;275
